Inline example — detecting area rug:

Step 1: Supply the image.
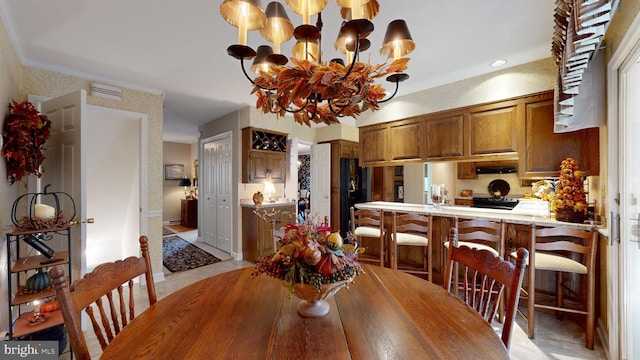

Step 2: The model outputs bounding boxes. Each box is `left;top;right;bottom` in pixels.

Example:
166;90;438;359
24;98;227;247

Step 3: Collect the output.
163;226;177;236
162;235;221;272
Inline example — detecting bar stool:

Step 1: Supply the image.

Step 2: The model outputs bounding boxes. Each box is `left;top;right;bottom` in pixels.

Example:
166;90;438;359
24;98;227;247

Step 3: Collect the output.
513;224;598;349
390;211;432;281
350;207;386;267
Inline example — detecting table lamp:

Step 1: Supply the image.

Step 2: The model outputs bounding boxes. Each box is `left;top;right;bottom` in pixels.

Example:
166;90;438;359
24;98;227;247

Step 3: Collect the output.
264;183;276;203
179;178;192;199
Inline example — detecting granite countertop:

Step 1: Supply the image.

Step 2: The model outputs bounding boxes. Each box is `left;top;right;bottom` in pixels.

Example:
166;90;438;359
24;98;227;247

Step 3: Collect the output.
355;201;600;230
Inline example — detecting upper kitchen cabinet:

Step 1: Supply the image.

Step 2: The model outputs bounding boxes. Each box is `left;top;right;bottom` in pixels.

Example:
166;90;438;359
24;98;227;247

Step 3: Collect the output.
519;92;599;178
425;115;464;160
242;127;288;183
360;124;387;165
360;117;425;166
468;103;519;157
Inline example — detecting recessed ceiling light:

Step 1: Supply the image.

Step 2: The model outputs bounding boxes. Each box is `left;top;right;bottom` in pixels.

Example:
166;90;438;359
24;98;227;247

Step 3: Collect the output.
491;59;507;67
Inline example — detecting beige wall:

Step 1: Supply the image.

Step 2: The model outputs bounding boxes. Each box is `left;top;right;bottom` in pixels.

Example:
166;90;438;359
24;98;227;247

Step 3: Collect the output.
163;142;194;222
0;13;23;334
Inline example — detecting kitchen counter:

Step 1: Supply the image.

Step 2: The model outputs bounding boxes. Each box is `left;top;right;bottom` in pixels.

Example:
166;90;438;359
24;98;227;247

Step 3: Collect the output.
240;201;297;209
355;201;597;229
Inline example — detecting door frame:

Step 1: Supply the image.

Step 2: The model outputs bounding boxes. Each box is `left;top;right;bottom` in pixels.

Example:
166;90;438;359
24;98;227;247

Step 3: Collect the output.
606;10;640;360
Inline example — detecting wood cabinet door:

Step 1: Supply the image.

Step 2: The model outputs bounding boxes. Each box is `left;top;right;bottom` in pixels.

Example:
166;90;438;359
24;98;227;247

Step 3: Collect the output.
457;162;477;179
360;126;387;164
389;119;425;161
425;115;464;159
248;152;269;183
520;98;600;177
469;105;519;156
268;153;286;183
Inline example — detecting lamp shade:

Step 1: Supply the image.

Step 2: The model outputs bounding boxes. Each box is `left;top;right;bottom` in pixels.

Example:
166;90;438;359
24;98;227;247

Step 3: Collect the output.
251;45;275;74
179;178;192;187
264;183;276;195
260;2;294;54
380;19;415;61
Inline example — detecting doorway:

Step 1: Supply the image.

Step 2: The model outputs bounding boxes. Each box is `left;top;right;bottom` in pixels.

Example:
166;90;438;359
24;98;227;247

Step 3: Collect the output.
39;90;146;279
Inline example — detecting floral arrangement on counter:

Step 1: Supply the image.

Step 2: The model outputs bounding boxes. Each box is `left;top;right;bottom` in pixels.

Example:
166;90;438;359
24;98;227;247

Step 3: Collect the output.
251;211;363;293
553;157;588;220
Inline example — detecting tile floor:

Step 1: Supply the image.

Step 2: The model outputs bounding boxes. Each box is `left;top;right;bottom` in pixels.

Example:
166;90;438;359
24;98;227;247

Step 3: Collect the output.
58;230;607;360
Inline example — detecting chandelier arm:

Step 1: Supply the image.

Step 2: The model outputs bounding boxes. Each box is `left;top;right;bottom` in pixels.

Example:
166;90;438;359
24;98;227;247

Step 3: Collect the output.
341;35;361;81
239;58;257;86
276;96;309;114
328;99;348;117
378;80;400;104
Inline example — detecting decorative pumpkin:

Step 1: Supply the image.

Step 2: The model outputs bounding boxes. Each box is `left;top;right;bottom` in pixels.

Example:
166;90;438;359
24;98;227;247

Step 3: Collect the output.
1;100;51;185
11;184;77;230
253;191;264;205
40;299;59;313
26;268;51;291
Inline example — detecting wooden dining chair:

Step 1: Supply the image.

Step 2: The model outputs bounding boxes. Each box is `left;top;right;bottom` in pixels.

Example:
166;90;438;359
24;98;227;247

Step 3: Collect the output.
513;224;598;349
445;227;528;349
48;236;157;360
444;217;506;319
443;217;505;257
390;211;432;281
350;207;386;267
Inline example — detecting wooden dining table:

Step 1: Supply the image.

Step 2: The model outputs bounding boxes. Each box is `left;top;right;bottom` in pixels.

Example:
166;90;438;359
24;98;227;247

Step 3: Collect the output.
101;264;509;359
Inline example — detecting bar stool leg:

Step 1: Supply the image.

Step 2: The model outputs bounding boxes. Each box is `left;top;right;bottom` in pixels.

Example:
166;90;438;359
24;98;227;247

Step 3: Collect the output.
556;271;564;320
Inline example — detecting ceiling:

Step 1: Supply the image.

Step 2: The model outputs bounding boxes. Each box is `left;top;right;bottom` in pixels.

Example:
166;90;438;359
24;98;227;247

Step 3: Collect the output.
0;1;555;144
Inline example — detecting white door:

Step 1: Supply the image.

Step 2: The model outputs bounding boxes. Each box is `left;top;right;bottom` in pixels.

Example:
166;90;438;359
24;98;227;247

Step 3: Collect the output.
202;140;217;247
84;107;141;268
618;44;640;360
215;136;232;252
311;143;331;223
40;90;86;280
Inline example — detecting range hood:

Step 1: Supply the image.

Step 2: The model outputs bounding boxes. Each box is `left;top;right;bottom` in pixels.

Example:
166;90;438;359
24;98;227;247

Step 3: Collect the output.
475;165;517;175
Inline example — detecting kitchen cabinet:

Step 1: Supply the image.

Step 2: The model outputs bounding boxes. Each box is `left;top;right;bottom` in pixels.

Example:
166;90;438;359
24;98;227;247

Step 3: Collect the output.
468;104;519;157
360;124;388;164
457;162;477;179
181;199;197;228
389;118;425;161
242;204;296;262
360;117;425;166
6;227;71;339
518;93;600;178
242;127;287;183
425;115;464;160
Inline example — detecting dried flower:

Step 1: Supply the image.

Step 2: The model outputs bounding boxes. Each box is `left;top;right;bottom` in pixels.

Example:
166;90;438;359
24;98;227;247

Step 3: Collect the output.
251;211;363;293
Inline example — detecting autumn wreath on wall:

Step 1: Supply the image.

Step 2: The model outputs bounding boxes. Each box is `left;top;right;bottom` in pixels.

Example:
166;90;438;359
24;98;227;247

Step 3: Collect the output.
1;100;51;185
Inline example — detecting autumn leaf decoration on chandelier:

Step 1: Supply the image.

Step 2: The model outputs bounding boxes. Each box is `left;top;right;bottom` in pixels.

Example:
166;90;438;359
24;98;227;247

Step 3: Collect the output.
220;0;415;126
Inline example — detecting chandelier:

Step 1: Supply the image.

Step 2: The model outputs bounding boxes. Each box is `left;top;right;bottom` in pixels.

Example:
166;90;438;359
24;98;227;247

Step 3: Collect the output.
220;0;414;126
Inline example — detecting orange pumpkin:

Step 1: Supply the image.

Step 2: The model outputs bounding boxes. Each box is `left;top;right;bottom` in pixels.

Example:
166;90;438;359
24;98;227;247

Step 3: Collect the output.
40;299;59;313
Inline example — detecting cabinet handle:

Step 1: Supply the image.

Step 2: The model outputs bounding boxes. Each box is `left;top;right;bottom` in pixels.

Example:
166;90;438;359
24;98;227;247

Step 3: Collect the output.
83;218;95;224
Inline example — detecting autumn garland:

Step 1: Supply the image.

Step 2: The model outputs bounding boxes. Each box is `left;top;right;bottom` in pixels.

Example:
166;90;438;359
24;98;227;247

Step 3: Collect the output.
252;57;410;126
2;100;51;185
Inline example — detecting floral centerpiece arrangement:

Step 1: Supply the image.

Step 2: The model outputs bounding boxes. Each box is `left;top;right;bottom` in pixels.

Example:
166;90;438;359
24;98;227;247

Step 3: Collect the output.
554;157;588;223
252;214;363;294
